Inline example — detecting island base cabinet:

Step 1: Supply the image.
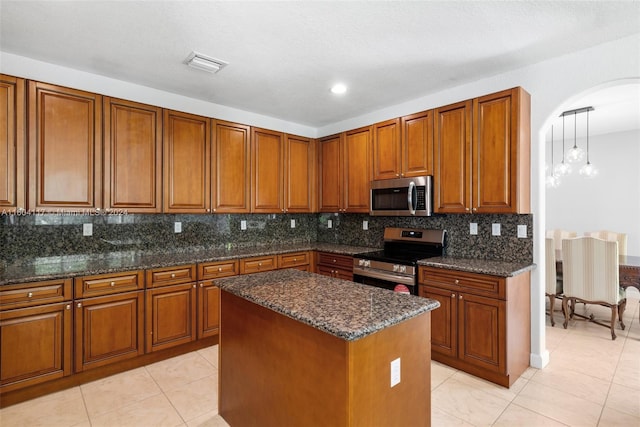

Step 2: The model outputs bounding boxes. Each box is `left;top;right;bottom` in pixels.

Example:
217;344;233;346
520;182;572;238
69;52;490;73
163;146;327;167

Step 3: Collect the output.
0;302;72;393
145;283;197;353
219;291;431;427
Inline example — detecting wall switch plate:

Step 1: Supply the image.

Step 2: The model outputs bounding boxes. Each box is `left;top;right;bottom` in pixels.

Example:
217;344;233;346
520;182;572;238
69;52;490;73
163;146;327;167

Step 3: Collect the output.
492;223;501;236
327;219;333;229
469;223;478;235
390;358;401;387
517;225;527;238
363;220;368;230
290;219;296;228
83;223;93;236
241;220;247;230
174;222;182;233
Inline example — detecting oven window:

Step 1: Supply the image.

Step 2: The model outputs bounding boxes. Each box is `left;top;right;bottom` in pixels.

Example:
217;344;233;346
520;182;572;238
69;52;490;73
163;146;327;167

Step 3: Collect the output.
372;187;407;210
353;274;417;295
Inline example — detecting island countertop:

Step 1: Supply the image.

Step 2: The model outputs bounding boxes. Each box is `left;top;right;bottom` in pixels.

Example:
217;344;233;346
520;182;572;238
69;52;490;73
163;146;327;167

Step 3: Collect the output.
215;268;440;341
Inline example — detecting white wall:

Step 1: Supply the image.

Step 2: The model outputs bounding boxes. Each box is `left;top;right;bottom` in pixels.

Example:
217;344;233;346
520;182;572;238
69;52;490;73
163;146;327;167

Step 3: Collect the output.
2;32;640;369
546;129;640;256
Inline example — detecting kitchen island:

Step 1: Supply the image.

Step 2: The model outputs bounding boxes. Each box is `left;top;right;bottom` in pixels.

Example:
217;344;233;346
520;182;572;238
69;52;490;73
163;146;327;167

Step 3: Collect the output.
216;269;440;427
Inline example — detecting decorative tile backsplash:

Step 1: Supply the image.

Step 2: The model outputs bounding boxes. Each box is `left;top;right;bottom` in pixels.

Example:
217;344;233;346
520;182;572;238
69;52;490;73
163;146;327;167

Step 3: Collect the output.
1;212;532;264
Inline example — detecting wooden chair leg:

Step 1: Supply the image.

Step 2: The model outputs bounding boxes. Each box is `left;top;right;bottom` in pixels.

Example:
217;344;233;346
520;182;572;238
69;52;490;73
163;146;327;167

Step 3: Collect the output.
562;297;570;329
618;299;627;331
548;294;555;327
609;306;617;340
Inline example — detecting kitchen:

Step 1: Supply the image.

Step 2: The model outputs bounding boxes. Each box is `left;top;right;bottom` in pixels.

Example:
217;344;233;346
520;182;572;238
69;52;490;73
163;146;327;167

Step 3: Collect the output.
1;2;639;426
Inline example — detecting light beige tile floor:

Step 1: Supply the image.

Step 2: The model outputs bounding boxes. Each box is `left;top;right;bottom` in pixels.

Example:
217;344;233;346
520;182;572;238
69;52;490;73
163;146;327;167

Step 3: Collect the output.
1;294;638;427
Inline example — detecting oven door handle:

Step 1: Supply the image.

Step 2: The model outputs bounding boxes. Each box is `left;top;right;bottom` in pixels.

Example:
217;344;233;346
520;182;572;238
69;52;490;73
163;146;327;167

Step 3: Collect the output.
407;181;416;215
353;266;416;286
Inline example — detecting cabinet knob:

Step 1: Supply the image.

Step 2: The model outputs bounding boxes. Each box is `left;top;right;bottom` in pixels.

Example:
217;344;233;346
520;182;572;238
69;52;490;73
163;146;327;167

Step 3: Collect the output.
66;304;71;310
459;295;463;300
293;258;297;262
258;262;262;267
200;283;204;288
218;267;223;272
472;207;477;212
465;207;470;212
333;259;337;263
192;284;196;288
454;279;459;284
171;273;176;278
396;173;400;177
451;293;455;298
212;208;216;212
110;281;115;286
77;303;82;308
27;292;33;298
206;209;210;212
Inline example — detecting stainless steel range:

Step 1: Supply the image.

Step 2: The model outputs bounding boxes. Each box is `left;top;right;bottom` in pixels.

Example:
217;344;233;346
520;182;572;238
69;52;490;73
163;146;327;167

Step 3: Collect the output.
353;227;446;295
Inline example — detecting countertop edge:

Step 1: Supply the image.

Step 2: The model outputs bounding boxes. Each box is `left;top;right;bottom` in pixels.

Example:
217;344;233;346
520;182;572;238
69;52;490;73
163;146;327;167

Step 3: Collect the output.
418;257;536;277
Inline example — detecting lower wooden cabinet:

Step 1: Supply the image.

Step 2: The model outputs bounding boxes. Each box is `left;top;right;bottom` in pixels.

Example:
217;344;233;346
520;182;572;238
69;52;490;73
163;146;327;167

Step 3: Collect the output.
197;281;220;339
419;267;530;387
315;252;353;281
240;255;277;274
75;291;144;372
145;282;197;352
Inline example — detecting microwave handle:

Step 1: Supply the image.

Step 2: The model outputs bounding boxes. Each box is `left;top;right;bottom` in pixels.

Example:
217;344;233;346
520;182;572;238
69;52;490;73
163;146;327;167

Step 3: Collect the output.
407;181;417;215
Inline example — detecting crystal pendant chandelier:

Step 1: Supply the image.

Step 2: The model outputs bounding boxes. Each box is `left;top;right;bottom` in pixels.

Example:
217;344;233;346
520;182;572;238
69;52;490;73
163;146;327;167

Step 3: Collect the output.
566;110;585;163
553;115;572;176
579;108;598;178
546;125;561;188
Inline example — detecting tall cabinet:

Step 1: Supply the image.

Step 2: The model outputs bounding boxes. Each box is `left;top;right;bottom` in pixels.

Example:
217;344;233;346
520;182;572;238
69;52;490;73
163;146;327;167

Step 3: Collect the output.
0;74;25;211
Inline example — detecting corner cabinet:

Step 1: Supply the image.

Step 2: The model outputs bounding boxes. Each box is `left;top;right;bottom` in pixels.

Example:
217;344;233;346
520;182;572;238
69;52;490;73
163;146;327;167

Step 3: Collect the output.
0;74;26;211
28;82;102;212
212;120;251;213
418;266;530;387
163;110;211;213
434;87;530;214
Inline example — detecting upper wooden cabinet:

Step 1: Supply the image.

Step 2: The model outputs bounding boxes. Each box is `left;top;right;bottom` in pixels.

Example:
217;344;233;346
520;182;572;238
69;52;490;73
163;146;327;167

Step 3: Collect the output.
103;98;162;213
434;87;530;214
0;75;25;211
212;120;251;213
163;110;211;213
318;133;343;212
284;134;315;213
251;127;284;213
28;82;102;212
372;111;434;181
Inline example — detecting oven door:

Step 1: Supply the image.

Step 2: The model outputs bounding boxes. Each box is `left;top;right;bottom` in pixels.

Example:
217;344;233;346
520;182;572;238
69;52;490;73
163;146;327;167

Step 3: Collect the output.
353;268;417;295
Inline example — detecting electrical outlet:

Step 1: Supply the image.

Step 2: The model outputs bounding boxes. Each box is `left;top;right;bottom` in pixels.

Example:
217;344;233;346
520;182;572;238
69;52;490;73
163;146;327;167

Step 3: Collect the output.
390;358;401;387
290;219;296;228
517;224;527;238
327;219;333;229
241;220;247;230
83;223;93;236
174;222;182;233
363;220;368;230
469;223;478;235
492;223;501;236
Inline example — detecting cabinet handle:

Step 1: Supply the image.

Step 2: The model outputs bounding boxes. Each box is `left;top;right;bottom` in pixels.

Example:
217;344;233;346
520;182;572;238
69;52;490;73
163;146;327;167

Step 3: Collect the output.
27;292;33;298
77;303;82;308
66;304;71;310
171;273;176;278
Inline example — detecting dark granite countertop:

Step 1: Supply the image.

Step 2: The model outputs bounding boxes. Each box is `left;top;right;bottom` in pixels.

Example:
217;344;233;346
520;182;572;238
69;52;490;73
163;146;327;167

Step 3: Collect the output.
0;243;376;286
216;269;440;341
418;256;536;277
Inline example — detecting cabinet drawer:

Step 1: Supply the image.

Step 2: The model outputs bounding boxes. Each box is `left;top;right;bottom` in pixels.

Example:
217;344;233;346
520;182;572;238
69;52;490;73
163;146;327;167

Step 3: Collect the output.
74;271;144;298
419;267;505;299
316;252;353;270
277;251;310;269
240;256;277;274
146;265;196;288
0;279;72;310
198;260;239;280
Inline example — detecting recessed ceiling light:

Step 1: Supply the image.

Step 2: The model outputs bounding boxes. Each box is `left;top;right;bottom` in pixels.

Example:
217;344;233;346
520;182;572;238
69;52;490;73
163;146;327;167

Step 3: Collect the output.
331;83;347;94
184;51;228;74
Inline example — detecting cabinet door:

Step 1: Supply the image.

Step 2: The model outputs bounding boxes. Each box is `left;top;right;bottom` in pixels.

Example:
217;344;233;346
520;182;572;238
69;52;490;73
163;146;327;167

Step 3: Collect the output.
145;283;197;352
28;82;102;211
343;126;371;213
473;88;529;213
434;100;472;213
197;281;220;339
251;127;284;213
372;118;401;180
0;302;72;393
284;134;314;213
420;286;457;358
212;120;251;213
318;134;343;212
401;110;433;177
458;292;506;374
74;291;144;372
104;98;162;212
163;110;210;213
0;75;25;210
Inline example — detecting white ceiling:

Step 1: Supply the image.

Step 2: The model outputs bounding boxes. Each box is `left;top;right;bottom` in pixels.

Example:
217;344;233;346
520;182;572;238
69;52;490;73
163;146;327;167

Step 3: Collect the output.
1;1;639;132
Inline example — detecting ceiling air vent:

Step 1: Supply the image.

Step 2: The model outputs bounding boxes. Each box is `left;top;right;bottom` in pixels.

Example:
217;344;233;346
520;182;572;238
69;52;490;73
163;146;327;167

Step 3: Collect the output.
184;51;228;74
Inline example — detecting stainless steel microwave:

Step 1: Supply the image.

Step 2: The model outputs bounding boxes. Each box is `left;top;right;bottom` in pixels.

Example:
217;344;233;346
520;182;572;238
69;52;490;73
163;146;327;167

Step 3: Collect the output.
370;176;433;216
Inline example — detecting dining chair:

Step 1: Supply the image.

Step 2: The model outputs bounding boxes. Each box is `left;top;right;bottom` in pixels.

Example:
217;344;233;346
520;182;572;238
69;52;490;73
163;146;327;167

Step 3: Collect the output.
545;238;563;326
584;230;627;255
561;237;626;340
546;229;578;251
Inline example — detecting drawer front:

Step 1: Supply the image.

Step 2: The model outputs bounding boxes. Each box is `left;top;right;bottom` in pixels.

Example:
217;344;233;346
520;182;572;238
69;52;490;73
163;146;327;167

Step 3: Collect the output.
317;252;352;270
74;271;144;298
240;256;277;274
0;279;72;310
278;251;310;269
198;261;239;280
146;265;196;288
420;267;505;299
